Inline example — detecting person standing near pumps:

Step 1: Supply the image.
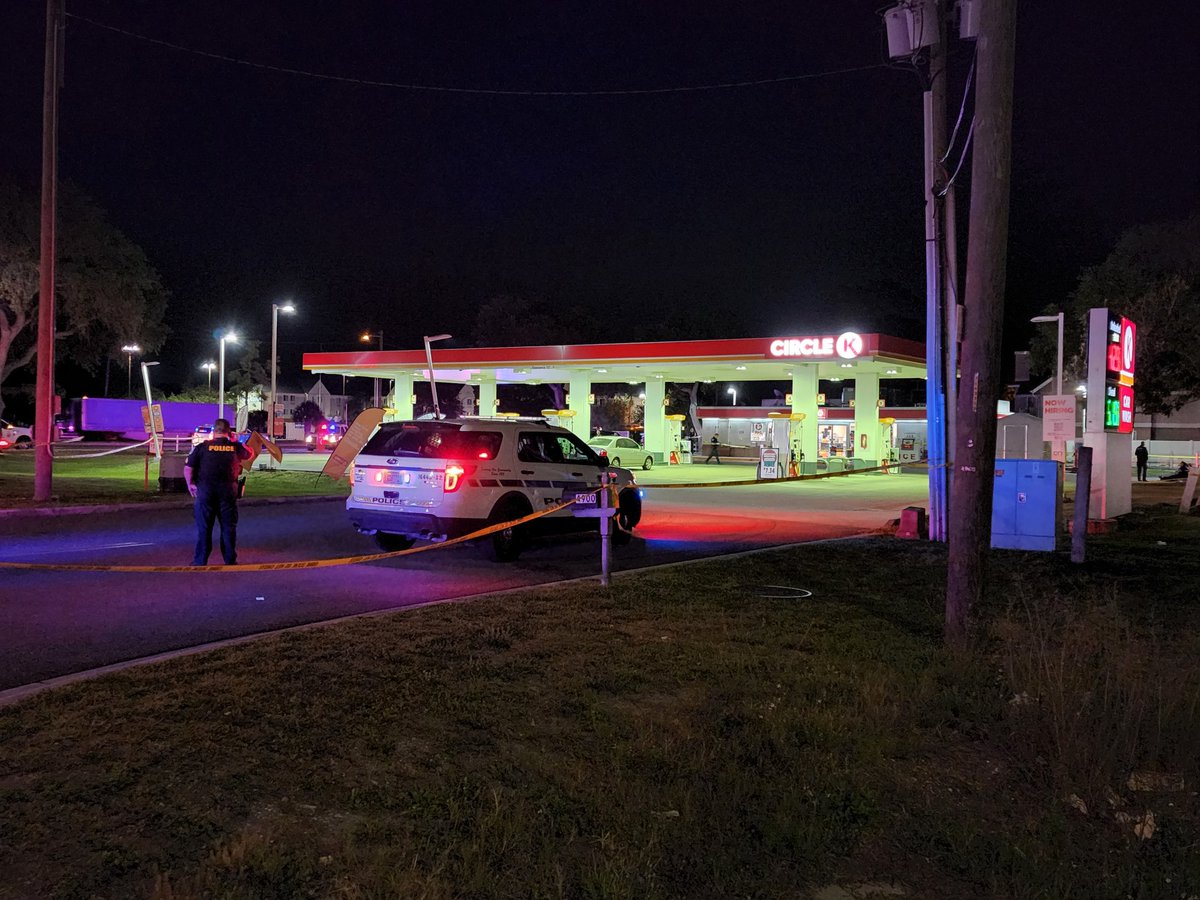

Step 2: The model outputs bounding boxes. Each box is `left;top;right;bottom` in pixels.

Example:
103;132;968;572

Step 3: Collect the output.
185;418;256;565
705;433;721;464
1135;441;1149;482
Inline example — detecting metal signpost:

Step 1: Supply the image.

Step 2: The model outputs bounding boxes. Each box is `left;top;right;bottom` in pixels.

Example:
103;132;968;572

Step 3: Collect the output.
571;472;617;586
140;362;162;459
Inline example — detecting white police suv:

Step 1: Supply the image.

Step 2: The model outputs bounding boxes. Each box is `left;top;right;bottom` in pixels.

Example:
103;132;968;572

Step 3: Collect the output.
347;418;642;561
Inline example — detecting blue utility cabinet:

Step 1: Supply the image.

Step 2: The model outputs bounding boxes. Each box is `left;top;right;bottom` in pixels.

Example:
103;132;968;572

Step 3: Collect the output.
991;459;1062;551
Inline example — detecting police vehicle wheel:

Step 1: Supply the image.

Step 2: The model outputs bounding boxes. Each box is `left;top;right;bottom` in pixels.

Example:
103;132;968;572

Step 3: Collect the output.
642;456;653;470
616;487;642;531
610;456;621;467
489;498;531;562
373;532;415;552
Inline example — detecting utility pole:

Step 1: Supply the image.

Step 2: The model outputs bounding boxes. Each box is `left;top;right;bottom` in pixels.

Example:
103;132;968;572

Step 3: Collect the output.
886;0;957;542
945;0;1018;644
923;10;951;542
34;0;64;502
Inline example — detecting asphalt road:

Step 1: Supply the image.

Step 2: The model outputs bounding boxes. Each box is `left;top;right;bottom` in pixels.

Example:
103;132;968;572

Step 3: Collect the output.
0;475;927;692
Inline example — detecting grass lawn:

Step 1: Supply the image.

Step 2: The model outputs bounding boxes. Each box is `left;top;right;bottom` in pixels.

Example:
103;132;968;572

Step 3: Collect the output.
0;450;348;507
1;507;1198;898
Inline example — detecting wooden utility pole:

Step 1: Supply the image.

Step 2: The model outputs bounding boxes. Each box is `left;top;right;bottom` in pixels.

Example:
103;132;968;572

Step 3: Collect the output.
945;0;1018;643
34;0;64;501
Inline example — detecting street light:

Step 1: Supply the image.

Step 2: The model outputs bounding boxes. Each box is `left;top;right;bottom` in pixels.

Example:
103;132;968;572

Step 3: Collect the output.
727;386;737;407
1031;312;1065;461
200;361;217;390
423;333;452;419
121;344;141;397
270;302;296;445
218;332;239;422
1030;313;1064;396
361;330;384;408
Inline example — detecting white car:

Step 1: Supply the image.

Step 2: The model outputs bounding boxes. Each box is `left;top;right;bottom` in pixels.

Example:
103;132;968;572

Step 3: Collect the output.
587;434;654;470
348;418;642;561
0;419;33;451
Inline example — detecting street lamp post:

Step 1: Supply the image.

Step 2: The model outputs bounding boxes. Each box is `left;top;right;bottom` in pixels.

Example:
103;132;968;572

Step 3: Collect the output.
218;332;239;422
360;330;384;408
423;334;452;419
270;303;296;446
121;344;141;397
727;386;737;407
201;361;217;390
1031;313;1065;461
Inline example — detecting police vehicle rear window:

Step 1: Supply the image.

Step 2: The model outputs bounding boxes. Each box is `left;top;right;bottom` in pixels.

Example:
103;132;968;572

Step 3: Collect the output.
362;423;503;460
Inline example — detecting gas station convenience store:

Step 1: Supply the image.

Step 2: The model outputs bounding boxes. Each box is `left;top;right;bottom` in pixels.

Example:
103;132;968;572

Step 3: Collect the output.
302;332;930;471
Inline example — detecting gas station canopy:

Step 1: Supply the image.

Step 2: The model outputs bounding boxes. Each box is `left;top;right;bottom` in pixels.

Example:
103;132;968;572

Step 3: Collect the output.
302;333;926;386
303;332;926;471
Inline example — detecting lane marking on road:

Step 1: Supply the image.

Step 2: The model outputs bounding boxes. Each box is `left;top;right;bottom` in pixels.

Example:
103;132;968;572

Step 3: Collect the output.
0;541;155;559
0;492;601;573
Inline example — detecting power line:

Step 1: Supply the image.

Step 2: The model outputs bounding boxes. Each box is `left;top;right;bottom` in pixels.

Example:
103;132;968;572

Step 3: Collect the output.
941;51;975;164
66;13;890;98
939;117;975;196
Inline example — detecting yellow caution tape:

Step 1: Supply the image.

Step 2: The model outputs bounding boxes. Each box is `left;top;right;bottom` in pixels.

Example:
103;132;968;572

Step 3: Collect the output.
0;463;935;573
0;488;608;573
646;460;931;489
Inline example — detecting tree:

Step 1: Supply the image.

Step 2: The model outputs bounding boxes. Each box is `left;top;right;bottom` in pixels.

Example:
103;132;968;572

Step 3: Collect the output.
1035;215;1200;415
469;293;604;348
0;180;169;417
167;386;219;404
225;341;270;413
593;392;644;434
292;400;324;428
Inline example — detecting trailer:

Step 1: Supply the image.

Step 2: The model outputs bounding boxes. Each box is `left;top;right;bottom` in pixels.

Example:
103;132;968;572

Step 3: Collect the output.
72;398;222;440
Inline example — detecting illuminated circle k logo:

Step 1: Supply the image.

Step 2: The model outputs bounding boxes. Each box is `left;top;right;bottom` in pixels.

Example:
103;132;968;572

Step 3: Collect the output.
835;332;863;359
1121;322;1135;371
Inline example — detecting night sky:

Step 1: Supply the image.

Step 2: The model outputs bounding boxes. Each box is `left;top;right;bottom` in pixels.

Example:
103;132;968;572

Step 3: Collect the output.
2;1;1197;396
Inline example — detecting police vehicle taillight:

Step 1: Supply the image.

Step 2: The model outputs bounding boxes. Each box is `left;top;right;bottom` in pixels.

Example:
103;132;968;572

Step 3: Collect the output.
444;464;474;493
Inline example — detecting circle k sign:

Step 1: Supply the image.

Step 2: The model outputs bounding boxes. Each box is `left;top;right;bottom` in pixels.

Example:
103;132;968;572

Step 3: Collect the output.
835;332;863;359
768;331;864;360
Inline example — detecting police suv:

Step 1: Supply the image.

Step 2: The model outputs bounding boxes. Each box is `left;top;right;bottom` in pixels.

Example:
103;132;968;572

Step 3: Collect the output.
347;418;642;561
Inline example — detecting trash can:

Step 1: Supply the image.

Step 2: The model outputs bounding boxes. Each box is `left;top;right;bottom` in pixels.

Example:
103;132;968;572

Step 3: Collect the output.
158;454;188;493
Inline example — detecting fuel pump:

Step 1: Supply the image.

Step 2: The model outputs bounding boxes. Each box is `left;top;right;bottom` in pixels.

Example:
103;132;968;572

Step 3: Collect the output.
790;412;807;476
664;414;687;464
540;408;581;441
879;416;896;471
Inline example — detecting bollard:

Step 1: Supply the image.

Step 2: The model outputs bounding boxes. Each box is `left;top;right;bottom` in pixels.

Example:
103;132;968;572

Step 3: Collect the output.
1071;445;1092;564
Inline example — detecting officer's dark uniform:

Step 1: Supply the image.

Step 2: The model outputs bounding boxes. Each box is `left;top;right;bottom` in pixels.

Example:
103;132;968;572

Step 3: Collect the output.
705;435;721;464
185;434;251;565
1135;442;1149;481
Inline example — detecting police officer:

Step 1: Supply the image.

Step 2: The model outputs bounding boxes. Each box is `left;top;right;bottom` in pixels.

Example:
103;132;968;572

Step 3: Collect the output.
184;418;255;565
705;434;721;464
